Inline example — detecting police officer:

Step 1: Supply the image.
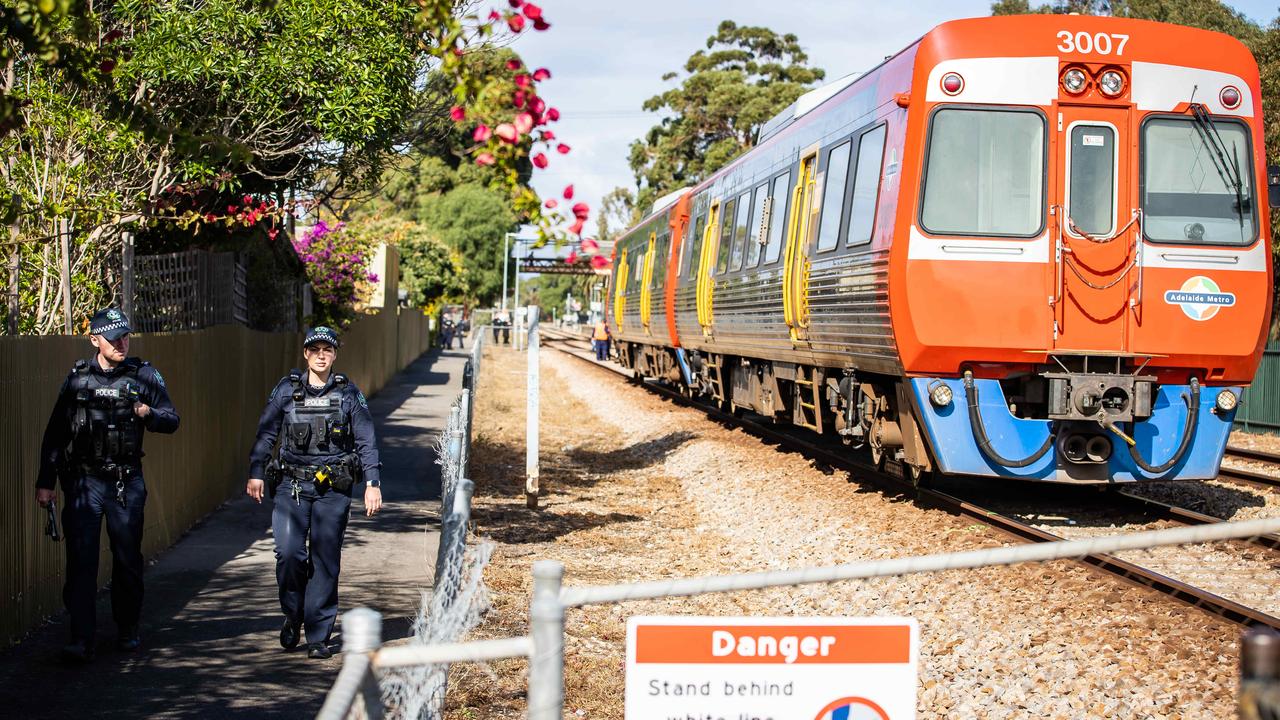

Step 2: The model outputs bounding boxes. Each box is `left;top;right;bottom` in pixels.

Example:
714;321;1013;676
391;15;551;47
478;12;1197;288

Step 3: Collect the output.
245;326;383;659
35;308;180;662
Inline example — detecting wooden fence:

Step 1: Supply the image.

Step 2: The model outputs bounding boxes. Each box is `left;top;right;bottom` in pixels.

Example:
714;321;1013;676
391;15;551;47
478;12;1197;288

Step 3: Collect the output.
0;307;433;645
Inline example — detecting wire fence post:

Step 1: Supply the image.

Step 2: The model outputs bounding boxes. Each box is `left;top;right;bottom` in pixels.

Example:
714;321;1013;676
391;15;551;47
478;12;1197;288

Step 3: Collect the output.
317;608;384;720
527;560;565;720
526;308;540;509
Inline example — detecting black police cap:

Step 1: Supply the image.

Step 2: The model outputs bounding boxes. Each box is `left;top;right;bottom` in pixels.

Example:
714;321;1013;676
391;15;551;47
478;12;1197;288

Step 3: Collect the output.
89;308;132;340
303;326;340;348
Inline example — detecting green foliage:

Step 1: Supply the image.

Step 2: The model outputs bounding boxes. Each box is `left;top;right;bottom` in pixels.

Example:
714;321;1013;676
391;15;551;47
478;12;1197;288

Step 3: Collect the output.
628;20;825;211
992;0;1261;42
341;215;463;309
418;182;516;304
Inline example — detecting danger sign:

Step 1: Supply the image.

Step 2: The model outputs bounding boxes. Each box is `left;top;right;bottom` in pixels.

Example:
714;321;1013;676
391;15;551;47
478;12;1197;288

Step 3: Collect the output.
625;617;918;720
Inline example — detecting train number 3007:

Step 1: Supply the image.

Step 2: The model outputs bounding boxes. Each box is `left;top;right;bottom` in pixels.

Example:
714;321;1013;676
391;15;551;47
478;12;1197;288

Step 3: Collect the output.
1056;31;1130;56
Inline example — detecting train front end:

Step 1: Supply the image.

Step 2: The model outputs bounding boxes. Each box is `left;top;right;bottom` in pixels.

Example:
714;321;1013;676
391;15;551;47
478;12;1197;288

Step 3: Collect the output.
895;16;1273;483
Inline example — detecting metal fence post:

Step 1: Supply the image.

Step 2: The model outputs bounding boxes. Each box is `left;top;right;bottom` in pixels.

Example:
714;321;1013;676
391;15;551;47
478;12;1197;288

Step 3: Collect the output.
459;390;472;481
527;560;565;720
317;608;384;720
526;309;540;509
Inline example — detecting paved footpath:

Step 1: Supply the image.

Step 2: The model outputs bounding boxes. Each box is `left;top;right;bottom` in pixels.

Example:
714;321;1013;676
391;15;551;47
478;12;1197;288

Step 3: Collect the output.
0;346;469;718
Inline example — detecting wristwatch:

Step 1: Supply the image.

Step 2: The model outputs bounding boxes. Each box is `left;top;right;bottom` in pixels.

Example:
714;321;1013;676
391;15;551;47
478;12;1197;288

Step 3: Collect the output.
367;479;381;488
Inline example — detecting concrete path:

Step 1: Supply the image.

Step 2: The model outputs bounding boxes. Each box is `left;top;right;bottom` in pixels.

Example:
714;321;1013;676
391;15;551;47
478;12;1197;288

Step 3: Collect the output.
0;347;469;718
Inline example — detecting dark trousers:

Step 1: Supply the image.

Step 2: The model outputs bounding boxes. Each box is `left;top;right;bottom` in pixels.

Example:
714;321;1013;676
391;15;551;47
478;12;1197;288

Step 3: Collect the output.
62;471;147;644
272;481;351;645
441;329;454;348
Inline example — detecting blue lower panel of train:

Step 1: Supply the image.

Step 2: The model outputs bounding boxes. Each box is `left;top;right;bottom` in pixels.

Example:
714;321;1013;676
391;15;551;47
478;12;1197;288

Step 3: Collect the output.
908;378;1236;482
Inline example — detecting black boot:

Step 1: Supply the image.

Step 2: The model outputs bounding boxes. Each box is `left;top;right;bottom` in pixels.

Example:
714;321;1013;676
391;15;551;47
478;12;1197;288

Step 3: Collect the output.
307;642;333;659
116;626;142;652
60;641;95;664
280;618;302;650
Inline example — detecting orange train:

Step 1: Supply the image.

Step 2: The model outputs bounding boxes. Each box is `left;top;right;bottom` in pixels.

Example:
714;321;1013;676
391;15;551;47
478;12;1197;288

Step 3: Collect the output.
604;14;1276;485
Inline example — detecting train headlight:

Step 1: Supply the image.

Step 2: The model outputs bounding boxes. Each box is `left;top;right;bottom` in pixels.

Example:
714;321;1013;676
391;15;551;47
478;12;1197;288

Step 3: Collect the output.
1098;70;1126;97
1061;68;1087;94
929;381;954;408
1216;390;1239;413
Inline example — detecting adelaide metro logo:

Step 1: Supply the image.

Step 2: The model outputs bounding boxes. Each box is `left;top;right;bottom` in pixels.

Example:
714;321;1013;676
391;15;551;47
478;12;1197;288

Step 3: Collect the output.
814;697;891;720
1164;276;1235;321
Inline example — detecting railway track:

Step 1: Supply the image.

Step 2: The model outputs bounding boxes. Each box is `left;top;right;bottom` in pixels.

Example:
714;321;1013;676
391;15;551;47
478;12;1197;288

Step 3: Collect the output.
537;326;1280;631
1222;446;1280;490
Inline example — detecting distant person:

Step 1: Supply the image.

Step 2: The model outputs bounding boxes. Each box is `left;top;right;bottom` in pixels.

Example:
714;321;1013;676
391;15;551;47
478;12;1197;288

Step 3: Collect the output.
493;311;511;345
36;308;180;662
592;320;611;361
456;317;469;349
440;315;455;350
246;326;383;660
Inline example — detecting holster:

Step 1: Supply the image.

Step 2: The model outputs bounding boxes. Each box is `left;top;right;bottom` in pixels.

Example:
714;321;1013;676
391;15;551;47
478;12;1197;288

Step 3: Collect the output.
264;459;283;498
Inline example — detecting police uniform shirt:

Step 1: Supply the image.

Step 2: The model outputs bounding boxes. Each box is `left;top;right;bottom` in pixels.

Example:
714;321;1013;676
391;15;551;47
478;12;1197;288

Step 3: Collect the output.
37;357;181;489
248;373;382;487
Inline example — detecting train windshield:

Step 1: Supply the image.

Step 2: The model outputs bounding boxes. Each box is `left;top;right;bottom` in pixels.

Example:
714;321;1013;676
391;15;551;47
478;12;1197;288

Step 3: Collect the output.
1142;116;1256;246
920;108;1045;237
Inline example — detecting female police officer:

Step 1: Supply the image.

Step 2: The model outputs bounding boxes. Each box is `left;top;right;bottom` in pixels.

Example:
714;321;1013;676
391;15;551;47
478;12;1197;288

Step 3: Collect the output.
245;326;382;659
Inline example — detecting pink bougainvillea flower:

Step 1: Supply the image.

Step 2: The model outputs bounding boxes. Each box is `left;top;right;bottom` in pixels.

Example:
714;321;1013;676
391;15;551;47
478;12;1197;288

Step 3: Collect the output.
532;67;551;81
556;143;571;154
508;0;523;7
488;9;501;20
580;238;599;253
268;228;279;240
566;250;578;264
532;152;548;169
572;202;590;220
522;3;542;20
563;184;574;199
529;97;546;115
204;213;217;223
533;17;550;31
450;106;466;122
242;194;253;204
541;129;556;141
544;198;558;209
506;59;522;71
514;73;531;89
508;13;526;32
591;254;610;270
513;90;527;108
569;218;585;235
546;107;560;121
473;124;492;142
514;112;534;135
495;123;518;143
475;152;496;166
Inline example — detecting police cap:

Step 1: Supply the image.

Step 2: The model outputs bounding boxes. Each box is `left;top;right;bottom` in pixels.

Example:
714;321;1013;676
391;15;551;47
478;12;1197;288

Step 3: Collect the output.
303;326;340;348
89;308;132;340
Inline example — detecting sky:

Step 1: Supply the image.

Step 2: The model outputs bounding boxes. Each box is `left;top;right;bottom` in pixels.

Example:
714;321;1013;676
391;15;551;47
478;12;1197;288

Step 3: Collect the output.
509;0;1279;238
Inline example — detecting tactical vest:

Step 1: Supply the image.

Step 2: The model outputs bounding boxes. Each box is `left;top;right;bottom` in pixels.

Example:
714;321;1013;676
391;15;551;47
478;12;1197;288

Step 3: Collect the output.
282;371;355;457
68;359;145;464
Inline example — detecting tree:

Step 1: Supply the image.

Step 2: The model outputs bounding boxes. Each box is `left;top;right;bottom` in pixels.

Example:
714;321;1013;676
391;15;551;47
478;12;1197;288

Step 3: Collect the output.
418;182;516;304
628;21;825;212
596;186;638;244
992;0;1261;43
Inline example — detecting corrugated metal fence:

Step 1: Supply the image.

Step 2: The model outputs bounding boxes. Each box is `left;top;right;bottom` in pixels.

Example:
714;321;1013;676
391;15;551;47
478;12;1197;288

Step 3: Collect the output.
0;307;433;645
1237;341;1280;433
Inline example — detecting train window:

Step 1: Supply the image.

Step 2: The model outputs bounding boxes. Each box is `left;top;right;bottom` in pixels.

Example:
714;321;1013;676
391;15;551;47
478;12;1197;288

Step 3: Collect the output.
686;212;706;278
744;184;767;268
1067;124;1116;237
920;108;1045;237
816;141;852;251
716;198;736;274
763;173;790;264
729;191;751;271
1142;116;1256;246
848;125;887;245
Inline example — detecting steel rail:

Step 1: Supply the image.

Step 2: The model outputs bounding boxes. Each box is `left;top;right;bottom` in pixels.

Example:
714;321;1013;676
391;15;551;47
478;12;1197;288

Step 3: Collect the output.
538;328;1280;631
1114;491;1280;552
1220;446;1280;490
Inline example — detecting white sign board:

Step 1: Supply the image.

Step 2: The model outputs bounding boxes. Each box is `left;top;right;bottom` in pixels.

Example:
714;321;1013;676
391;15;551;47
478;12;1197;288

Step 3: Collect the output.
625;616;918;720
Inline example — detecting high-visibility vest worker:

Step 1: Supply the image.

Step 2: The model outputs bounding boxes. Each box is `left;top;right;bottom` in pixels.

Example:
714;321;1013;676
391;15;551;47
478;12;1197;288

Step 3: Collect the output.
593;322;609;341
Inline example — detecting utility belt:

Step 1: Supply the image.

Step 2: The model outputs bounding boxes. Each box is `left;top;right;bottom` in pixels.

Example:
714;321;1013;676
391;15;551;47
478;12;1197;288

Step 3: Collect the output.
69;460;140;507
269;457;360;498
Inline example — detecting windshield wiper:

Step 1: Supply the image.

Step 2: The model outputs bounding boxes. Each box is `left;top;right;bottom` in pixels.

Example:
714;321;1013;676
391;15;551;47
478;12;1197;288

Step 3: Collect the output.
1190;103;1247;226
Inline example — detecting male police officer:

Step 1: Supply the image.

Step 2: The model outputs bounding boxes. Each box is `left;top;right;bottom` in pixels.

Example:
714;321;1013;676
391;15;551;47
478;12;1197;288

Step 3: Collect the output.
36;308;180;662
245;326;382;659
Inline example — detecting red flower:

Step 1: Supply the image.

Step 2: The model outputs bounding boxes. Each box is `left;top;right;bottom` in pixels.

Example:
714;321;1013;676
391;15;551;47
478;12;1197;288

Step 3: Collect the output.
450;106;466;122
532;152;549;169
546;107;560;121
544;198;558;209
566;250;578;264
495;123;518;143
532;17;550;31
514;73;531;89
227;205;237;213
268;228;279;240
99;58;117;74
563;184;574;199
522;3;542;20
591;254;610;269
488;9;501;20
508;14;526;32
506;59;522;71
204;213;217;223
541;129;556;141
572;202;590;220
508;0;523;6
513;90;526;108
557;143;571;154
514;112;534;135
533;67;551;81
569;218;585;235
242;194;252;204
475;152;496;166
529;97;546;115
473;124;492;142
580;238;599;253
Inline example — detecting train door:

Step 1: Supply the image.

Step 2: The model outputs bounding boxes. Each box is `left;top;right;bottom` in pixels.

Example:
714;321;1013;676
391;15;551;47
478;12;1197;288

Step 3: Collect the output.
783;150;818;344
614;248;630;332
639;231;657;334
1053;106;1134;351
696;201;722;336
